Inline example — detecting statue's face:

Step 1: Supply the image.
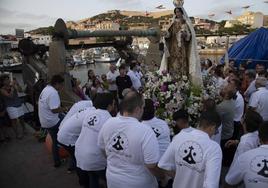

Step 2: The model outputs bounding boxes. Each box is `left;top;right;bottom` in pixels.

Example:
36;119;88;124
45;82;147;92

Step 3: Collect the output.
175;9;183;19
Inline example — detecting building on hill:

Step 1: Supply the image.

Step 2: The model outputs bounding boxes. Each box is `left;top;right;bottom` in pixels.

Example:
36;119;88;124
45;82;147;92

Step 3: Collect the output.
236;11;264;28
225;20;241;28
95;21;120;30
25;33;51;46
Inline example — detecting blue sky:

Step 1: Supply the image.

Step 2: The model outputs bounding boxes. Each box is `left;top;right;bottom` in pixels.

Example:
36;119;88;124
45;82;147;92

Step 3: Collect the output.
0;0;268;34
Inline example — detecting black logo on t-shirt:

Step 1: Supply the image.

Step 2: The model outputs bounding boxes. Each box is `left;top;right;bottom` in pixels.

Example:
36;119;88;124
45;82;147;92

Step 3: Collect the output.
257;159;268;178
108;133;131;158
88;116;97;126
152;127;161;138
250;156;268;179
178;141;204;172
249;155;268;184
112;135;124;151
78;108;86;113
183;146;196;164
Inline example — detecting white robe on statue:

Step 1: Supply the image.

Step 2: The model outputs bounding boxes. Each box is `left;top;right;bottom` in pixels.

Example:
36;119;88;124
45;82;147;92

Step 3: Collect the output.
159;8;203;87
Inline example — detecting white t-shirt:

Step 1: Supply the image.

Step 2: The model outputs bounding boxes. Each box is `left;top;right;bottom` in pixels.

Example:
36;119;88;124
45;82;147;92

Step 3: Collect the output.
38;85;61;128
98;116;159;188
249;87;268;121
57;107;95;146
158;128;222;188
107;70;119;91
232;131;260;163
127;70;141;91
225;145;268;188
142;117;170;157
59;100;93;128
75;109;111;171
244;80;268;101
234;91;244;122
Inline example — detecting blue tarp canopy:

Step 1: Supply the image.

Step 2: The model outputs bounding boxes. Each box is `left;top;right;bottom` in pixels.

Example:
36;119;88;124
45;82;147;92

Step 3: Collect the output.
221;27;268;69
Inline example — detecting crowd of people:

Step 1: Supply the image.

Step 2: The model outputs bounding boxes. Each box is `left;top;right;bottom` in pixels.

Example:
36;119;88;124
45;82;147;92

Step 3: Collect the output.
1;59;268;188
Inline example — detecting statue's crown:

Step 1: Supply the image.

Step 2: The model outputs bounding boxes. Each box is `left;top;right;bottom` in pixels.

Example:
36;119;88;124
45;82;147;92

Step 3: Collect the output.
173;0;184;7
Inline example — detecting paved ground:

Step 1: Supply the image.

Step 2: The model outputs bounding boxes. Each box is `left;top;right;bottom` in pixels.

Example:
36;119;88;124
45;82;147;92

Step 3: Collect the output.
0;125;80;188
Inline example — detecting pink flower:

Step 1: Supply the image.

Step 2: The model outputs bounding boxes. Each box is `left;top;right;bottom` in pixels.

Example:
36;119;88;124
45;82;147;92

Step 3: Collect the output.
154;101;160;107
162;70;168;76
161;84;167;92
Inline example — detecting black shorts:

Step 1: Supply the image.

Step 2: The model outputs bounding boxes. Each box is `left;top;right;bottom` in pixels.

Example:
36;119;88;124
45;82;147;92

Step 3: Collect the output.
0;114;10;127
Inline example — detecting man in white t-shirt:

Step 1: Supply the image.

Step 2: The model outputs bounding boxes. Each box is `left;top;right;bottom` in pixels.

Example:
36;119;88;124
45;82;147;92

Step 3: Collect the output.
225;109;263;163
57;106;95;173
59;100;93;129
107;64;119;99
158;110;222;188
98;91;167;188
249;77;268;121
127;62;141;91
229;78;245;139
38;74;67;167
141;99;170;158
75;93;115;188
225;122;268;188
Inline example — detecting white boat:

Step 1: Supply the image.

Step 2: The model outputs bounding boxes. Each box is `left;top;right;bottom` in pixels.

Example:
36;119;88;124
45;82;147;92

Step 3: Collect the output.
73;55;87;66
0;58;22;72
94;53;118;63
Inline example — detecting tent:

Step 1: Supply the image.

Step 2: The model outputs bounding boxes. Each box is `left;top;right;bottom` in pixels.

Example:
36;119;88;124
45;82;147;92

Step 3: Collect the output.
221;27;268;69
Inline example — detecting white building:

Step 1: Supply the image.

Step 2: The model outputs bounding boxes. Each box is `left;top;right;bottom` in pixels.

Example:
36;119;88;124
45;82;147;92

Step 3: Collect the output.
206;35;247;46
224;20;241;28
237;11;264;28
95;21;120;30
30;35;52;46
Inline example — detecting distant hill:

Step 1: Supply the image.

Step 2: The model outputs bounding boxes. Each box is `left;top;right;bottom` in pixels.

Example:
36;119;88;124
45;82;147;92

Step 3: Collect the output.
120;10;173;18
27;26;54;35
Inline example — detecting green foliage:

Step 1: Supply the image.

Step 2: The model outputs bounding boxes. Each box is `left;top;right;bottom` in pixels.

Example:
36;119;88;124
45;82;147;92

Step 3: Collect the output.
217;24;256;35
28;26;54;35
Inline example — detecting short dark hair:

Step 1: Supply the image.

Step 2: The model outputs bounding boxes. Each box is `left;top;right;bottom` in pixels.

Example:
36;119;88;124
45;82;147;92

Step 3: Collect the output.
130;62;136;70
93;93;114;110
244;110;263;132
50;74;64;86
121;91;144;114
173;109;189;121
119;64;126;71
199;110;221;129
245;71;256;80
215;65;224;77
258;70;268;78
258;122;268;143
142;99;155;121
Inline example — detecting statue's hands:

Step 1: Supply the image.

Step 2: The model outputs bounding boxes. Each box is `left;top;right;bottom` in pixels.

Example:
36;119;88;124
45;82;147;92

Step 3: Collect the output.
161;31;170;38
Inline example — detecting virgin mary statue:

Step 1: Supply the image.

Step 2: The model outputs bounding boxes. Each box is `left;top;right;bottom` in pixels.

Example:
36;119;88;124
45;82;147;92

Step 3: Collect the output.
159;0;203;86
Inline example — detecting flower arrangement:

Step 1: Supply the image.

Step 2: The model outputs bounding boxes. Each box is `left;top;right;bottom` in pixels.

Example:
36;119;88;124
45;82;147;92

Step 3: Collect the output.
143;71;220;135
